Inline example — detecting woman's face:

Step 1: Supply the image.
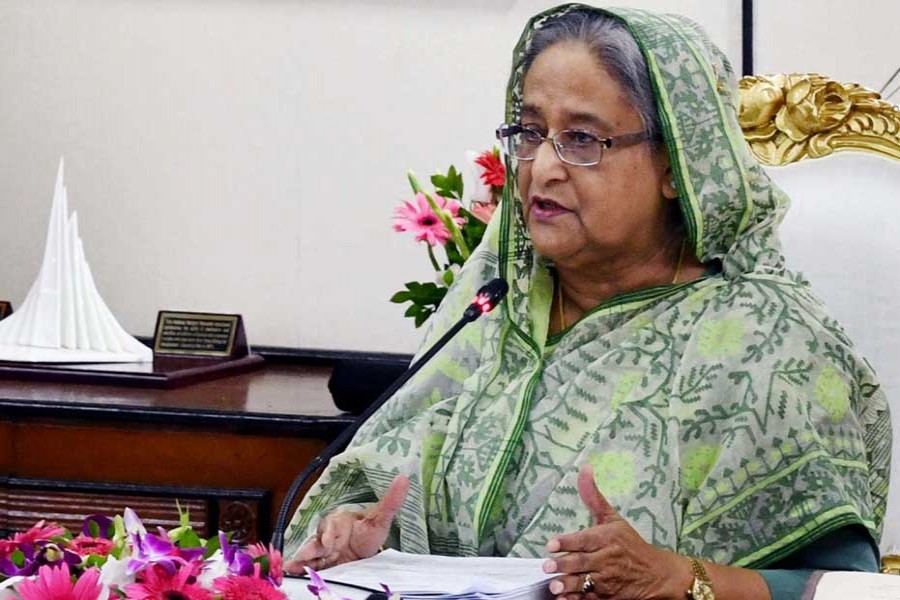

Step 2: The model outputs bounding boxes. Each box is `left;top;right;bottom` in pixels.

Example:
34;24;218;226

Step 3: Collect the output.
517;42;676;270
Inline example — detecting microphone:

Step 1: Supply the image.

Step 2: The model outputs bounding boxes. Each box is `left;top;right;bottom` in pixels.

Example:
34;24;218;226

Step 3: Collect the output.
462;278;509;322
271;277;509;552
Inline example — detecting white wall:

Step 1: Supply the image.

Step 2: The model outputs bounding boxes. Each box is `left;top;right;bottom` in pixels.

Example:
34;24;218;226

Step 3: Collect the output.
755;0;900;92
3;0;891;353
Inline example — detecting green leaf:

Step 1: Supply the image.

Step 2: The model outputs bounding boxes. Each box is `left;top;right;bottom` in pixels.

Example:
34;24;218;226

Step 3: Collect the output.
430;173;448;189
113;515;127;545
431;164;464;200
169;515;203;548
403;282;444;304
177;529;203;549
442;269;455;286
445;241;463;265
445;165;464;198
390;291;411;303
459;207;488;250
89;521;100;539
168;525;189;543
203;534;222;559
256;555;271;576
394;278;448;328
178;501;191;528
84;554;108;569
414;309;434;327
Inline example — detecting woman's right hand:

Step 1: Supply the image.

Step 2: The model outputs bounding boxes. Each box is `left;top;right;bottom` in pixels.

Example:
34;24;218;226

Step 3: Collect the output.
284;474;410;574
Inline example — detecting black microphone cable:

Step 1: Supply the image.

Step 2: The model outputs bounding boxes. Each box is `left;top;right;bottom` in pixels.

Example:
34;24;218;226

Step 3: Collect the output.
270;277;509;552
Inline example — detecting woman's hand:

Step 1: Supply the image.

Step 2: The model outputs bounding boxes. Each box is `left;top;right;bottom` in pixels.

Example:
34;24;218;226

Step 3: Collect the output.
543;465;691;600
284;474;410;575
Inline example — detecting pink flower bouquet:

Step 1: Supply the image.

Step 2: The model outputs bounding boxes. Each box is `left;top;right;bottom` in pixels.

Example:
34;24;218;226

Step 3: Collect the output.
0;508;285;599
391;148;505;327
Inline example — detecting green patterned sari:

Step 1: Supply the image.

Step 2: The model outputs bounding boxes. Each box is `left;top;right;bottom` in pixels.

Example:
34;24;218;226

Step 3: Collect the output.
286;4;891;568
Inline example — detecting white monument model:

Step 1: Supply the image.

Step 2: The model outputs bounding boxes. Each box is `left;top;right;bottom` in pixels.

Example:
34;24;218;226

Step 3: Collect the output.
0;159;152;363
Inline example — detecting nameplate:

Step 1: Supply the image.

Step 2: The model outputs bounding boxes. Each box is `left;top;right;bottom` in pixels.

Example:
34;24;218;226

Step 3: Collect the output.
0;301;12;321
152;311;248;358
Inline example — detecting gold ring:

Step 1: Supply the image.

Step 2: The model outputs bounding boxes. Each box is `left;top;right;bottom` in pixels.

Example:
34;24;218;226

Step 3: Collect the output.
581;573;596;594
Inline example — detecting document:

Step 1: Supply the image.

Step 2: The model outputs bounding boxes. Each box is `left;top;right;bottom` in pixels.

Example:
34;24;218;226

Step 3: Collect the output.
812;571;900;599
282;549;555;600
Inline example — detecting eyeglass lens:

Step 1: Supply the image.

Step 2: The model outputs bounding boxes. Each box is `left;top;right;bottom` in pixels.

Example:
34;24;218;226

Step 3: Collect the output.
503;129;602;166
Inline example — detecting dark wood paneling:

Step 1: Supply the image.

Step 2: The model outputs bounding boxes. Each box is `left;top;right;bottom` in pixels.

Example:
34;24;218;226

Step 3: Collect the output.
1;419;328;541
0;364;352;544
0;478;269;543
1;488;209;538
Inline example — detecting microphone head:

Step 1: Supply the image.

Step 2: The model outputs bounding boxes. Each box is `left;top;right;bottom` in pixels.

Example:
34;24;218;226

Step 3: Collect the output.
463;278;509;321
477;278;509;307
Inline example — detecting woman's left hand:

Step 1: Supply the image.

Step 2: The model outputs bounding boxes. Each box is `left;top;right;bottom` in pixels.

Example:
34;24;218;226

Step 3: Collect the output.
543;464;691;600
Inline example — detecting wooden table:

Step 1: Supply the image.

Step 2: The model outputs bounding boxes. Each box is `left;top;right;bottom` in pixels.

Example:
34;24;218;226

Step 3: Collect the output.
0;361;357;543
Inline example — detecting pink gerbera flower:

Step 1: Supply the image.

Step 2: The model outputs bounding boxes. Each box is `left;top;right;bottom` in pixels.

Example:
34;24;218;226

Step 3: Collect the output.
125;564;213;600
393;193;465;247
474;150;506;187
214;575;287;600
67;536;115;558
246;543;283;586
16;563;103;600
13;521;66;546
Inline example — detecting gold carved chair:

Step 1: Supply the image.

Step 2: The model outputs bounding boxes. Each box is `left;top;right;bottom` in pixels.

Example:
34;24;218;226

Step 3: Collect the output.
738;74;900;572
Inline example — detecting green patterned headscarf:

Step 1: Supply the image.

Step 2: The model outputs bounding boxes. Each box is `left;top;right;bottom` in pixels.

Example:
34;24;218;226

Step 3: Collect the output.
286;4;891;567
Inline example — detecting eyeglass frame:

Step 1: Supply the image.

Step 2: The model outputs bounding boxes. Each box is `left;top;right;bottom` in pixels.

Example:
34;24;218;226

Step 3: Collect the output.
495;123;655;167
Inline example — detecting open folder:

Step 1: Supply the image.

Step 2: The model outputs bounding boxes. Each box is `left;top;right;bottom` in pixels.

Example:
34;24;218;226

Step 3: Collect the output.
282;549;555;600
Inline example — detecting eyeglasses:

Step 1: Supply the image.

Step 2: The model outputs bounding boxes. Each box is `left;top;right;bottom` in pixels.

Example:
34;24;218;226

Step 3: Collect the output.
495;123;652;167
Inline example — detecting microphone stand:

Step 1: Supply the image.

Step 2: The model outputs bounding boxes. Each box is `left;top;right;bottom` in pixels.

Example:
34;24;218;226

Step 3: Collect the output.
271;279;508;552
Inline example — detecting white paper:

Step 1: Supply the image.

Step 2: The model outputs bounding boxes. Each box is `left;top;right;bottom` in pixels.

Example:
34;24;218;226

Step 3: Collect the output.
813;571;900;600
300;550;554;598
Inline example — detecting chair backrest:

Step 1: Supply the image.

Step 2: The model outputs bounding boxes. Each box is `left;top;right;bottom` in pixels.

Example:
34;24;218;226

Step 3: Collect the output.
739;73;900;555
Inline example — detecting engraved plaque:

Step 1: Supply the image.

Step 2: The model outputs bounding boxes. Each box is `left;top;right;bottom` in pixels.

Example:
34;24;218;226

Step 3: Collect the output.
152;311;248;358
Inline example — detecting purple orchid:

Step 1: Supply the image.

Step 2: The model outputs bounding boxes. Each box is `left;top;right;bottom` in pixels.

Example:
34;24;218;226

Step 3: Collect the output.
218;531;254;577
123;507;147;536
304;565;357;600
0;541;81;578
37;541;81;569
81;513;114;539
0;543;38;578
126;531;184;576
125;517;207;577
305;565;328;598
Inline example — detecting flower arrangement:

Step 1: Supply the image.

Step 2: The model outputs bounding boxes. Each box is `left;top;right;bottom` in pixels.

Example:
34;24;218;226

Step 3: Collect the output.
0;508;285;599
391;148;505;326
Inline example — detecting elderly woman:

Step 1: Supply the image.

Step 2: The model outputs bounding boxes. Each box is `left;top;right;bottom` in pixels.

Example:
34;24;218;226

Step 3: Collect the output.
285;5;890;599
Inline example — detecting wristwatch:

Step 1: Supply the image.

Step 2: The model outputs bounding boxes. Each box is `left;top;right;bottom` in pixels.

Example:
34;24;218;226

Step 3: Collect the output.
687;558;714;600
